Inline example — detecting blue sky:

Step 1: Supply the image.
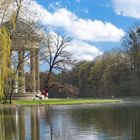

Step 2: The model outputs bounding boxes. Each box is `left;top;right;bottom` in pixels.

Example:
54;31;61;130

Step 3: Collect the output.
29;0;140;61
38;0;136;29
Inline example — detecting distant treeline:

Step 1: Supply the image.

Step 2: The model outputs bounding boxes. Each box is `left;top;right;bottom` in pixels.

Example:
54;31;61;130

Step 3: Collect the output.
55;26;140;98
25;26;140;98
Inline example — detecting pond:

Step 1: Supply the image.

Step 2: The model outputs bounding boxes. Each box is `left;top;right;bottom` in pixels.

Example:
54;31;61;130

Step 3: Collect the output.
0;100;140;140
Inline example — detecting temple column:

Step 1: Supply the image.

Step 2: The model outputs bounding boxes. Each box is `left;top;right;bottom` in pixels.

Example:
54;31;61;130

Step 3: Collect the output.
35;49;40;93
18;50;25;93
30;49;36;93
13;81;18;93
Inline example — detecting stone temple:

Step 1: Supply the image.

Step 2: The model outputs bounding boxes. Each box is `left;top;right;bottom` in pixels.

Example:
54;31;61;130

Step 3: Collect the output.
8;20;42;99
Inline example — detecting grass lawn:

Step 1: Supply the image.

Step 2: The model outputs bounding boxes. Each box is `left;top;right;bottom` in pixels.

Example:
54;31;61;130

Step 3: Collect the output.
12;99;121;105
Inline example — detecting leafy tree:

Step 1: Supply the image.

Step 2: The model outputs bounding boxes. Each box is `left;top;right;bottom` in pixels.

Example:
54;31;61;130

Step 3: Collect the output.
0;27;11;99
0;0;42;102
123;26;140;95
61;50;132;98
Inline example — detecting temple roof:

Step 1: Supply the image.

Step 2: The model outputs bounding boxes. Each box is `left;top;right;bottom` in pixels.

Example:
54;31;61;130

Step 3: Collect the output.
4;19;42;50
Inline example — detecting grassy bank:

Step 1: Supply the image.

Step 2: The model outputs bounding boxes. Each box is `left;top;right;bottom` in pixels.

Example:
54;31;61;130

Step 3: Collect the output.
12;99;121;105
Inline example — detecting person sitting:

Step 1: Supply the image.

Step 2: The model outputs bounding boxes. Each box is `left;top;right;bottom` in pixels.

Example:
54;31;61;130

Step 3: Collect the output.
33;94;42;100
41;89;49;97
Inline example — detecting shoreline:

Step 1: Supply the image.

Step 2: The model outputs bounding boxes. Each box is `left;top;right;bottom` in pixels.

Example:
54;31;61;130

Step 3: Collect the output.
0;99;121;107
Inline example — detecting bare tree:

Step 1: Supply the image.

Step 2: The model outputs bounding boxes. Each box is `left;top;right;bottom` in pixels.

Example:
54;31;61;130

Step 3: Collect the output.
40;33;76;89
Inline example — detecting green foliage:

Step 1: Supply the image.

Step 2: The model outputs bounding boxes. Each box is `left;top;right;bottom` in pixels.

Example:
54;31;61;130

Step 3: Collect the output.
123;26;140;95
60;49;133;97
12;99;121;105
0;27;11;98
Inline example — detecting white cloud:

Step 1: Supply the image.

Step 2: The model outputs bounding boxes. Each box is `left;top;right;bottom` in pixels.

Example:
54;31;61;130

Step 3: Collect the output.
19;0;125;42
43;32;102;61
112;0;140;19
66;40;103;61
69;18;125;41
0;0;125;61
0;0;125;42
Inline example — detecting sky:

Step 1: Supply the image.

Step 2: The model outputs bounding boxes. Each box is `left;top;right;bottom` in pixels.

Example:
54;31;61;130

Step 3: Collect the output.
30;0;140;62
15;0;140;62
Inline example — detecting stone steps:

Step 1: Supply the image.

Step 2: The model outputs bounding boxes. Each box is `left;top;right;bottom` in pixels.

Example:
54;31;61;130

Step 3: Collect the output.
11;93;36;100
11;93;48;100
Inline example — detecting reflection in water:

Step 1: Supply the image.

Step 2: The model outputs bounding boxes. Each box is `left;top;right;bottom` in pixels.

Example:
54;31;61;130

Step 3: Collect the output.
19;108;25;140
31;108;39;140
0;104;140;140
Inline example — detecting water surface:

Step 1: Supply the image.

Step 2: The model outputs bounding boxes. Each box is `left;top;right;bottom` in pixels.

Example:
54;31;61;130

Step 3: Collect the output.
0;101;140;140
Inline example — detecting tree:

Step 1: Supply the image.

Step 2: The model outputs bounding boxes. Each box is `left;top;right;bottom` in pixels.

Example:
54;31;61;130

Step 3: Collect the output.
123;26;140;95
40;33;75;89
0;0;42;102
0;0;18;100
59;50;132;98
0;27;11;99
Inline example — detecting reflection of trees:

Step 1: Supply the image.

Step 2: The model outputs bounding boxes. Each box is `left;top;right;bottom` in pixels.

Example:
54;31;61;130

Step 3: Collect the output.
4;109;15;139
18;107;25;140
0;108;18;140
69;106;140;139
1;106;140;140
0;106;43;140
49;109;79;140
40;106;55;140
